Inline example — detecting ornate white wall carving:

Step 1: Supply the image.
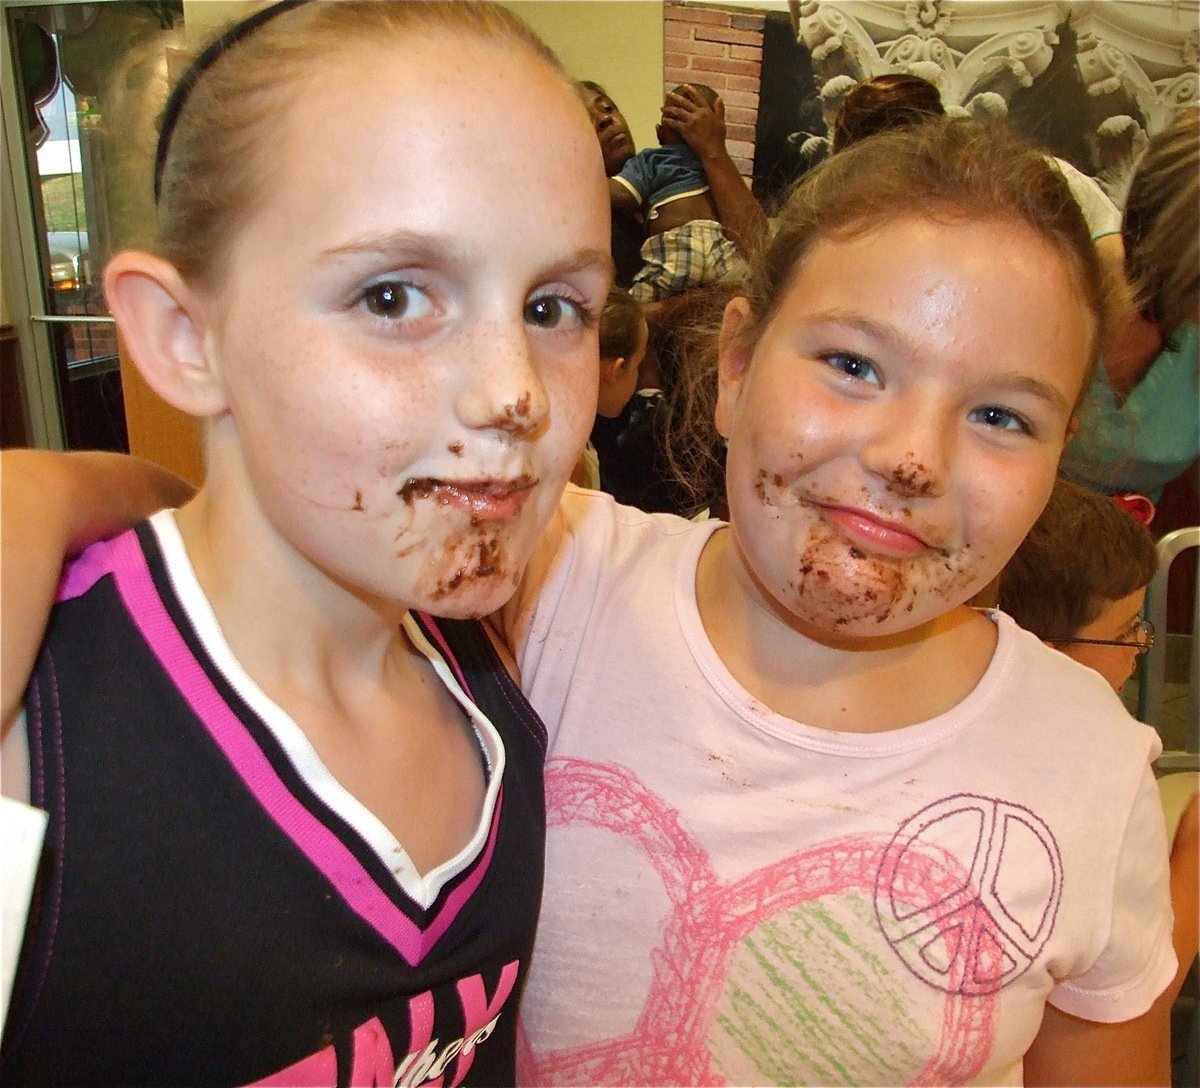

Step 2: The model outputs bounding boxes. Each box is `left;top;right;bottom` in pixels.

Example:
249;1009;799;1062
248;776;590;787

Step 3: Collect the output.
788;0;1198;195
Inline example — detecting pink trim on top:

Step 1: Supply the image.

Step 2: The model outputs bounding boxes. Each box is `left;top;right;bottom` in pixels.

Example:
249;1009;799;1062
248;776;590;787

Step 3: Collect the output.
414;613;475;699
56;536;119;602
105;529;499;964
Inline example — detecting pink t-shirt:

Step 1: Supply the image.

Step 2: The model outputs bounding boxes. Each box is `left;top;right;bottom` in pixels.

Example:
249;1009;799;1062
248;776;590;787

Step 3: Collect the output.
512;488;1175;1087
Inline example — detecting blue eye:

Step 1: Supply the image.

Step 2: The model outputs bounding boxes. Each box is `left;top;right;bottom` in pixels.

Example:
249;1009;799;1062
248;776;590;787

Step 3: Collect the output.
359;281;433;321
820;351;882;387
524;293;593;331
969;405;1032;434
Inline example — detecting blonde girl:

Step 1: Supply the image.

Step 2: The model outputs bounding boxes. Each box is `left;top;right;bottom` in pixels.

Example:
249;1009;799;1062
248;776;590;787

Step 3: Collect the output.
0;2;610;1084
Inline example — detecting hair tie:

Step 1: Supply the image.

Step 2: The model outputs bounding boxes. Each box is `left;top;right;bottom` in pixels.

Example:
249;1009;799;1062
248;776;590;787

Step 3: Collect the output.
153;0;311;205
1110;492;1156;526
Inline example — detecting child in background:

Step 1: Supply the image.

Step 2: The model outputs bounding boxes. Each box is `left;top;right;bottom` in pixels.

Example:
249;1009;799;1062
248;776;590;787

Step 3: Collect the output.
611;83;747;303
572;288;648;491
507;118;1174;1086
830;72;1126;307
999;476;1158;692
2;121;1178;1086
0;2;611;1084
829;71;945;152
999;477;1198;1036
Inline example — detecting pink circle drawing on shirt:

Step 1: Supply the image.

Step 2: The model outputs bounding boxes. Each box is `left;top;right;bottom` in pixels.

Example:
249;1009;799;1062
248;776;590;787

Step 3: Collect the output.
874;793;1063;996
518;761;1004;1087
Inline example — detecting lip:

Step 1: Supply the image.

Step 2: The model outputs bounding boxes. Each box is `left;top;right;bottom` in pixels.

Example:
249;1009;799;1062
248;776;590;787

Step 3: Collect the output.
812;502;935;558
398;475;538;521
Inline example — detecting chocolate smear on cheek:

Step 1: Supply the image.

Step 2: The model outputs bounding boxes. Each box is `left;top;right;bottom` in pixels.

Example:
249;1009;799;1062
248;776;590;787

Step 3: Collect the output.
448;441;464;457
431;529;508;600
351;490;365;512
754;469;784;507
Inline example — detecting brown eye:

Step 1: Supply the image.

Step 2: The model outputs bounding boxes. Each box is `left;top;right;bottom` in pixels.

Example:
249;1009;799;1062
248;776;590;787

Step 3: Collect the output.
360;281;432;321
524;294;586;331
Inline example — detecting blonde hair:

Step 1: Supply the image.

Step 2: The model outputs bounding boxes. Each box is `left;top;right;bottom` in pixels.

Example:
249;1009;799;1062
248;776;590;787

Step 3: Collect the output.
156;1;563;288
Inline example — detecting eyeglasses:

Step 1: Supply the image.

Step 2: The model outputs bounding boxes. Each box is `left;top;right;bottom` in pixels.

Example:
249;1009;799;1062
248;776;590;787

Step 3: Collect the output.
1047;618;1155;654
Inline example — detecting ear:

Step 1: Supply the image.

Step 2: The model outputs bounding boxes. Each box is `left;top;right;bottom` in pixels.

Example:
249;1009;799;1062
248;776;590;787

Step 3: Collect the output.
599;355;625;387
103;252;228;418
1064;414;1080;445
714;296;754;440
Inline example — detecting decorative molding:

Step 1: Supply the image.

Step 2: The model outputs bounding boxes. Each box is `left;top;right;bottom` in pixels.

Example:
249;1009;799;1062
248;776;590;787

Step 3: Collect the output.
788;0;1198;194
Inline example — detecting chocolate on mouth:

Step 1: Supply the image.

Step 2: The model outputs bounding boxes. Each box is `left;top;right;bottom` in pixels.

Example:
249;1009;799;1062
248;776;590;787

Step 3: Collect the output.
396;475;537;509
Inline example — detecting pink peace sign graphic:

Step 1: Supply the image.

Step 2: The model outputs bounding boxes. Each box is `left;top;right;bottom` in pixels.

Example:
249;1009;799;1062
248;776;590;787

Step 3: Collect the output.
874;793;1063;996
519;761;1008;1087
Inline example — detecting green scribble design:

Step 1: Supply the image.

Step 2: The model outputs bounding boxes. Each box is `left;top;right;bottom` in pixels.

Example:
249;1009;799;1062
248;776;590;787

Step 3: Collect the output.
713;896;931;1085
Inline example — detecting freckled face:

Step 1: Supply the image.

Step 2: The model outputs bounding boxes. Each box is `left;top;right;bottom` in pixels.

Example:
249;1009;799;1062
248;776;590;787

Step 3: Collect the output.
715;216;1093;638
201;37;611;618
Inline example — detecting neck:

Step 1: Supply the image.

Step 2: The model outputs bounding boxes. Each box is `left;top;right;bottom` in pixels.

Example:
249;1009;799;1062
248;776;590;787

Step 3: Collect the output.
694;526;996;732
174;482;406;693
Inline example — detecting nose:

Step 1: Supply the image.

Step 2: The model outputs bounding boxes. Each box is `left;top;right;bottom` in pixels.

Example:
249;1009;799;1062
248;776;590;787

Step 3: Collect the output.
455;322;550;440
859;402;952;499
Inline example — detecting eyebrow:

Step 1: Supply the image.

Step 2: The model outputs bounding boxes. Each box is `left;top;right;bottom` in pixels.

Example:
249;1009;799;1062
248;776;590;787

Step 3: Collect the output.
988;372;1074;416
539;248;616;283
804;309;1074;415
321;231;614;282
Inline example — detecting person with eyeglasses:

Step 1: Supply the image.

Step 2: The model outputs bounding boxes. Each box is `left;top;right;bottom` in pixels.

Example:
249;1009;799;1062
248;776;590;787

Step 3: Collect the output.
998;476;1159;694
999;476;1198;1066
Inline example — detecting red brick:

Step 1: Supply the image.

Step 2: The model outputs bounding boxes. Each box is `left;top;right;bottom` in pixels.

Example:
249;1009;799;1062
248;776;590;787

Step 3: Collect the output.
728;139;755;158
731;13;766;30
726;123;756;142
730;44;763;61
679;38;729;58
665;70;721;91
665;5;731;27
664;20;695;41
695;26;762;47
717;87;760;108
690;56;761;78
725;74;761;92
724;106;759;126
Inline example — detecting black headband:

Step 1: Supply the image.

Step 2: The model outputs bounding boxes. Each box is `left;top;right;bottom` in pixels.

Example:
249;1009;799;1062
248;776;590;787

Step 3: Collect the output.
153;0;312;205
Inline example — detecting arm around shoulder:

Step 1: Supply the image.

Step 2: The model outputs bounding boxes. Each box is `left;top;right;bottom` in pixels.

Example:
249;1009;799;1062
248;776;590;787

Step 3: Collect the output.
1;449;194;729
1024;999;1170;1087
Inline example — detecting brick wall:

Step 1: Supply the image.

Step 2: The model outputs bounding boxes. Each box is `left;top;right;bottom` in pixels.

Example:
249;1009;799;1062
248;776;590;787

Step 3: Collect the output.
663;3;765;180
